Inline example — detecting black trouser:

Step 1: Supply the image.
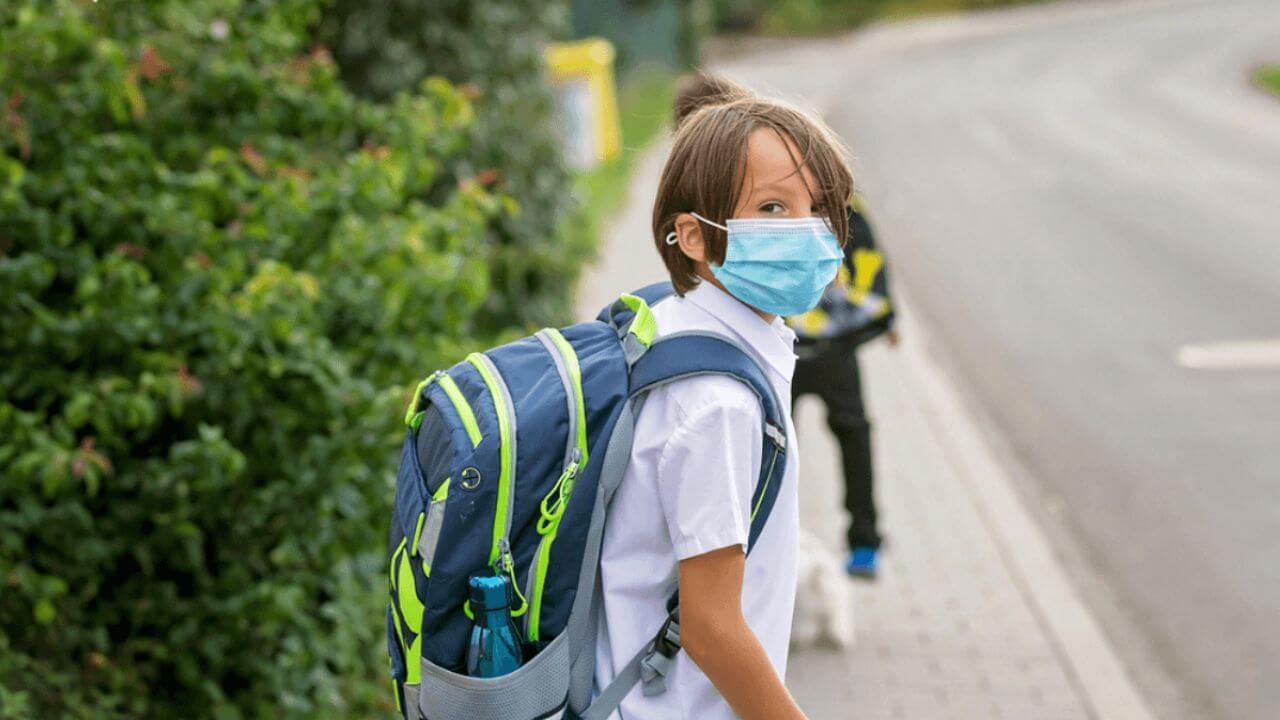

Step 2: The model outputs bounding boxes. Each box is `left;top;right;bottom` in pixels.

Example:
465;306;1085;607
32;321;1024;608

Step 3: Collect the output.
792;344;881;550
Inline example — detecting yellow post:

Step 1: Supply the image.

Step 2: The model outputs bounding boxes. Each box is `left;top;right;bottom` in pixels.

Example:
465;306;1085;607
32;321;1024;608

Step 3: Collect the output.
544;38;621;168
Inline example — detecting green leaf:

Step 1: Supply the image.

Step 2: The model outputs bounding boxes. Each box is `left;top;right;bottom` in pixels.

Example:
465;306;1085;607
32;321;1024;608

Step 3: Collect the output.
33;599;55;625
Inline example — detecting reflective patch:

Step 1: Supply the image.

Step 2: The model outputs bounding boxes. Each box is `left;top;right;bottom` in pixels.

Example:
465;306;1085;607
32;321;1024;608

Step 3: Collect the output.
418;491;448;572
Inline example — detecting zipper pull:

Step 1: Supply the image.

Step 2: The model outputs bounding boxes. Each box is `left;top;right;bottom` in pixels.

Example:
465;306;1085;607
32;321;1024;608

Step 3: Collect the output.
497;537;529;617
498;537;515;571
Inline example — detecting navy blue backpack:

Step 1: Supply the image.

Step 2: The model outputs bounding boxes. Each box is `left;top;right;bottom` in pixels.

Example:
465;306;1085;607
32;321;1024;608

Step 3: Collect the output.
386;283;789;719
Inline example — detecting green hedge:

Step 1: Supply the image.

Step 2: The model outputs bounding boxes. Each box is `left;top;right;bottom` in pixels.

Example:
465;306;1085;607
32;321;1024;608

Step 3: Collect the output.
0;1;573;717
319;1;587;330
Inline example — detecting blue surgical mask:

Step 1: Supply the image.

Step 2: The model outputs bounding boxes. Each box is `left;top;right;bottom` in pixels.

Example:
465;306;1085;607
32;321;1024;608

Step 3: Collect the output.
673;212;843;317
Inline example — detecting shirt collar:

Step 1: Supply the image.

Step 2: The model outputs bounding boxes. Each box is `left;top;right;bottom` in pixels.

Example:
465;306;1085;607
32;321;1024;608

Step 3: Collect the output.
683;281;797;381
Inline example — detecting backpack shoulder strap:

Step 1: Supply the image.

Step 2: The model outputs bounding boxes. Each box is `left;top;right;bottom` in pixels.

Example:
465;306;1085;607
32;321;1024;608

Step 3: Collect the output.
575;331;789;720
627;331;788;551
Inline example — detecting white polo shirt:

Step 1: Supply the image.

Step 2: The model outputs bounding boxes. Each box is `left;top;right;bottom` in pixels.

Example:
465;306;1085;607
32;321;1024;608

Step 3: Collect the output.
593;281;801;720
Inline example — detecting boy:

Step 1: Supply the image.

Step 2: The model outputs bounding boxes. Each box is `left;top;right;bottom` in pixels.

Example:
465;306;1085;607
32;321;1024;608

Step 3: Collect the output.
593;83;853;719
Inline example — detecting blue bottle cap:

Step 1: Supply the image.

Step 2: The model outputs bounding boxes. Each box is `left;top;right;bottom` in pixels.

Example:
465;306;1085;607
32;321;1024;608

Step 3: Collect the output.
469;575;509;612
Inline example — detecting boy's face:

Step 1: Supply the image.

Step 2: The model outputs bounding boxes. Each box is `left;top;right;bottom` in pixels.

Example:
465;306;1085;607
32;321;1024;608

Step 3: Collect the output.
676;127;826;319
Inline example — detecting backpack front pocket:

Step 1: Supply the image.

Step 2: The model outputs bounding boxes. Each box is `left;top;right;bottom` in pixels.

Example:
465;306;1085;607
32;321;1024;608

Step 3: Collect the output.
415;632;570;720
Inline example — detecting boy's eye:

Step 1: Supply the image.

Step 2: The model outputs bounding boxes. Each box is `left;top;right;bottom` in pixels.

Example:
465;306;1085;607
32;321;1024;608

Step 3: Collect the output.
759;201;786;214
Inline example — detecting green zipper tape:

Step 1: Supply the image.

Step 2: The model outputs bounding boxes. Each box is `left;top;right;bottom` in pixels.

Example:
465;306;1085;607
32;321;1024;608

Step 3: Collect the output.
466;353;514;568
437;374;482;448
546;329;588;464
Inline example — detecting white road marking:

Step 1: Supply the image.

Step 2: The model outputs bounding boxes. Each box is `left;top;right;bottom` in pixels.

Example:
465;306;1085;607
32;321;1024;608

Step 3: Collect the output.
1176;339;1280;370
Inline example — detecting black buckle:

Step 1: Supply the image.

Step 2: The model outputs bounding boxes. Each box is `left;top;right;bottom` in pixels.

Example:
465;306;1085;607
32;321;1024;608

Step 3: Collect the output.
653;615;681;658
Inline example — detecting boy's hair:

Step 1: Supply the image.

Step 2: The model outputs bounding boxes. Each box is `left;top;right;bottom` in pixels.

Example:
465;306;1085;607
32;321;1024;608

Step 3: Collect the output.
673;73;751;128
655;82;853;295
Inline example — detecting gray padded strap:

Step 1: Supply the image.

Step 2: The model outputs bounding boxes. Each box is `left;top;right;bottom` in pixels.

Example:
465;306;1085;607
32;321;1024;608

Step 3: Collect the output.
566;403;636;713
580;641;649;719
579;615;679;720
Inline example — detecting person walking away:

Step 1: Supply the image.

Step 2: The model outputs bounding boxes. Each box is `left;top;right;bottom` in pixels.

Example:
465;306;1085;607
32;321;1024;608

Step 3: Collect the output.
789;194;896;579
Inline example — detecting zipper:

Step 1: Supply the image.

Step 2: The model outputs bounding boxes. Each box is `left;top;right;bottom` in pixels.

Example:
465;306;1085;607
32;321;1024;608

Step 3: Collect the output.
535;331;582;465
466;353;519;571
525;329;589;640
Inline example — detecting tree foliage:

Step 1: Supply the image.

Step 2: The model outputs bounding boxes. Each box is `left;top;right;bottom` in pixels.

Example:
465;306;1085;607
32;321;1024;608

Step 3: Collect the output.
0;1;572;717
319;0;588;330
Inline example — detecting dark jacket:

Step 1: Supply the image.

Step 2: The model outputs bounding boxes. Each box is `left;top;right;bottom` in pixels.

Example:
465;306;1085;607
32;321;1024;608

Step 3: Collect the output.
787;202;894;353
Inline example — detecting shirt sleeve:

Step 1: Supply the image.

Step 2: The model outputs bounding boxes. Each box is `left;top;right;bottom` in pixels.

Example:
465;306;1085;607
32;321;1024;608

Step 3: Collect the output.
655;394;764;560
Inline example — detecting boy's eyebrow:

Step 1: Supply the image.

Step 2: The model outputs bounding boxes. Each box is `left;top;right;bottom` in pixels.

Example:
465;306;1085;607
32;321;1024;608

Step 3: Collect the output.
745;160;814;196
748;176;800;193
745;175;814;199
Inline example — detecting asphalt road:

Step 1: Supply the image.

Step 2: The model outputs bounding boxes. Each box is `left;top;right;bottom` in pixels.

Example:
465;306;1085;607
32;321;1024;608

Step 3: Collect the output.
806;1;1280;718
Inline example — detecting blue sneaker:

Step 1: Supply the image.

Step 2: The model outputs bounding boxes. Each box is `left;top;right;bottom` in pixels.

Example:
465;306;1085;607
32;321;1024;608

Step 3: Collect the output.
846;547;879;579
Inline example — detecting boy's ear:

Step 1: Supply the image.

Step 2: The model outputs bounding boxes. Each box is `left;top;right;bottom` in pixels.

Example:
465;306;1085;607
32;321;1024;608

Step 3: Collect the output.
674;213;708;263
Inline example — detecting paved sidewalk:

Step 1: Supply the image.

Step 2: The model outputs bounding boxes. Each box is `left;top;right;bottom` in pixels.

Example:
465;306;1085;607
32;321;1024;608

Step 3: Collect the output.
575;35;1157;720
787;329;1102;720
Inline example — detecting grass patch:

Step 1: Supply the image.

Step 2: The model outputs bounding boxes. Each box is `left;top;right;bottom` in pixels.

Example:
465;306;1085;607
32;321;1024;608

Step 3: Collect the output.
1256;65;1280;99
574;68;678;237
759;0;1046;36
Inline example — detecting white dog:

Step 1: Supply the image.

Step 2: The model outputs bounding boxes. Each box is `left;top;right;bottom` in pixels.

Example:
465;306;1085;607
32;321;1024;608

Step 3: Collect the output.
790;529;857;649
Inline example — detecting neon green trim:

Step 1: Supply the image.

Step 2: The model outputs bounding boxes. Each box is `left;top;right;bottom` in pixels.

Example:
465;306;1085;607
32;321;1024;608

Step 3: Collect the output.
467;353;512;567
546;329;588;465
619;294;656;347
389;545;424;685
393;680;402;713
528;533;554;640
409;512;426;557
406;633;421;685
397;553;424;630
504;551;529;618
437;374;482;448
389;538;406;590
396;554;424;685
403;373;438;426
536;462;577;535
432;477;451;502
410;411;426;431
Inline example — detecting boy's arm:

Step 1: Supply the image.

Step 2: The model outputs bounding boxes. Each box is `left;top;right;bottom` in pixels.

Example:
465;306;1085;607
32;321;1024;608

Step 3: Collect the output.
679;546;808;720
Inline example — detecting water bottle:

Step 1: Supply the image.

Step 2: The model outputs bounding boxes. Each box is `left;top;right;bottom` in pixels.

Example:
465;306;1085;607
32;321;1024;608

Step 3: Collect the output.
465;574;524;677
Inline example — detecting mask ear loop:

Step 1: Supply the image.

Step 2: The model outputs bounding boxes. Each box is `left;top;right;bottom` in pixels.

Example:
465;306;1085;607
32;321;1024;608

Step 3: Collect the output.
690;212;729;232
668;213;728;246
